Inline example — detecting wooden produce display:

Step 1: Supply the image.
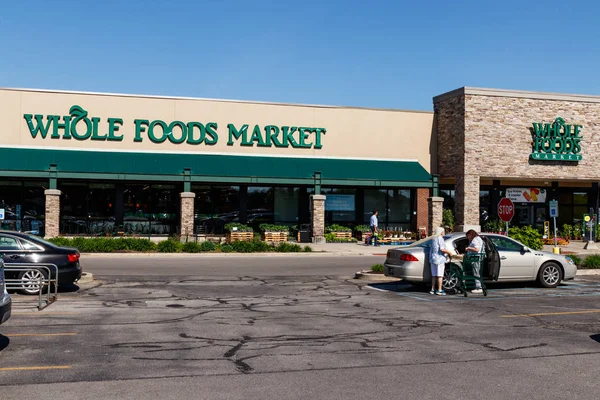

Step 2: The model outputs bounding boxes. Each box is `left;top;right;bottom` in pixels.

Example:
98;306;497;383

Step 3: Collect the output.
226;231;254;242
262;231;288;243
332;231;352;240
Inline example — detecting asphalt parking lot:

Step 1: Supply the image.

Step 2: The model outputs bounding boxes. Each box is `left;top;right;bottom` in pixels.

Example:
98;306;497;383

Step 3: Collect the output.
1;273;599;399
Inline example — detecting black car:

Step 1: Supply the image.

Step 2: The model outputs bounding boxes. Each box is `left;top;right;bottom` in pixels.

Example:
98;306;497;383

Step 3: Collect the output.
0;231;82;294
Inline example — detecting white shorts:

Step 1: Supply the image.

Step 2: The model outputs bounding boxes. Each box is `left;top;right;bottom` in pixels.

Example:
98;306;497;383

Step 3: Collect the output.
431;262;445;277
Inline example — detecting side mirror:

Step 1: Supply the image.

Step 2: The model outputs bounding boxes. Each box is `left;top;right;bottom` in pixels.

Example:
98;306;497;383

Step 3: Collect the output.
521;246;530;253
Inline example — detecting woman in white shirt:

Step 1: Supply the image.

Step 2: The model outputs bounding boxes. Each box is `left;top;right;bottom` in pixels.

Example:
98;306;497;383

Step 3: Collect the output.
429;226;453;295
465;229;485;294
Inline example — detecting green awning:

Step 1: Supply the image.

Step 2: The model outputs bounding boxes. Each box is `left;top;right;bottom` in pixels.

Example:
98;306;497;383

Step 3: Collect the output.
0;148;432;187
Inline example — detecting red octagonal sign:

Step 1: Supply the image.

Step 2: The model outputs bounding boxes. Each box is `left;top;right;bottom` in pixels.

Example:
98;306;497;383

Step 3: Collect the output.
498;197;515;222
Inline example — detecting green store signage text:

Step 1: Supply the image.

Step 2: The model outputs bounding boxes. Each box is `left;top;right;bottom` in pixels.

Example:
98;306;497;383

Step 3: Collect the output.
530;117;582;161
23;105;326;149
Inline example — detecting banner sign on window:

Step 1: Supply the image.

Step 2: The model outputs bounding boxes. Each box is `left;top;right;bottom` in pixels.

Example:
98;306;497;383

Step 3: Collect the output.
506;188;547;203
325;195;355;211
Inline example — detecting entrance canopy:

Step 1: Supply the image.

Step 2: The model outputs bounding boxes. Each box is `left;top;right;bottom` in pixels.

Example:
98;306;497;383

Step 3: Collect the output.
0;148;433;187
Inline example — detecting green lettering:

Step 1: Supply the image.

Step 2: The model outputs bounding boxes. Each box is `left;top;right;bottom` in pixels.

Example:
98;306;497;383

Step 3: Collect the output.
90;117;106;141
107;118;124;141
148;120;168;143
186;122;206;145
573;138;582;153
532;122;548;137
297;127;312;148
314;128;325;149
281;126;299;147
204;122;218;145
52;116;72;139
227;124;250;145
265;125;285;147
134;119;149;142
167;121;187;144
24;114;53;139
574;125;583;137
250;124;267;147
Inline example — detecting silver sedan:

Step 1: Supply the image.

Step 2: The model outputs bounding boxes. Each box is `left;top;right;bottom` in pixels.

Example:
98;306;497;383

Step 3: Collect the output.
384;232;577;291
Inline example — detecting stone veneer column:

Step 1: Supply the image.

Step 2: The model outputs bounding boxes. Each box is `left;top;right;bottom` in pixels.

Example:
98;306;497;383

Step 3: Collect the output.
44;189;61;238
427;197;444;236
310;194;326;244
179;192;195;240
455;174;481;232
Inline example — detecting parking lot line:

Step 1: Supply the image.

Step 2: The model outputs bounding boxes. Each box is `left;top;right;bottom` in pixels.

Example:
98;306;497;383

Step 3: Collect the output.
12;312;80;316
5;332;78;337
0;366;71;372
501;309;600;318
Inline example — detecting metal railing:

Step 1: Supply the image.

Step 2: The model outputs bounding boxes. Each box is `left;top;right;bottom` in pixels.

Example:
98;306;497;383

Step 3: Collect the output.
3;263;59;310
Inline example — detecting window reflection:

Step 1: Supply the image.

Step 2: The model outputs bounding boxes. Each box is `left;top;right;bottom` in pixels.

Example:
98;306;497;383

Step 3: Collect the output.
0;180;46;235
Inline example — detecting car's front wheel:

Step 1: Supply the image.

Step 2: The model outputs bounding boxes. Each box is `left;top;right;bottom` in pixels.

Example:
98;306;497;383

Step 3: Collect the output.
18;269;47;295
538;262;563;288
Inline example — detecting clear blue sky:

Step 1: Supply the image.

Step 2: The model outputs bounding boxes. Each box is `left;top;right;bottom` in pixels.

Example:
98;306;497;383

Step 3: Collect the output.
1;0;599;111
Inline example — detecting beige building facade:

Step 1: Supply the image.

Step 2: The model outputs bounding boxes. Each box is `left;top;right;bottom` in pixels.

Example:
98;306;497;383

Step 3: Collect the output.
0;88;439;240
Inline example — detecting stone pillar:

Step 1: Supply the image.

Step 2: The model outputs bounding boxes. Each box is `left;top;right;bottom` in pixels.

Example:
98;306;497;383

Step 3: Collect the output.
455;174;481;232
44;189;61;238
180;192;195;240
427;196;444;236
310;194;326;244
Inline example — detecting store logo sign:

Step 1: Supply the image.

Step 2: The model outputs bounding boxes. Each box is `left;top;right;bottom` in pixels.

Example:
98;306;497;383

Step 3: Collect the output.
530;117;582;161
23;105;326;149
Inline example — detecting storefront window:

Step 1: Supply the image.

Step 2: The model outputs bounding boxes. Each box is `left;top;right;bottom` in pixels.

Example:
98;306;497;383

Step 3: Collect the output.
322;188;356;225
274;187;299;224
247;187;274;229
364;189;388;226
388;189;412;231
193;185;240;234
122;183;177;235
0;180;46;235
440;188;455;211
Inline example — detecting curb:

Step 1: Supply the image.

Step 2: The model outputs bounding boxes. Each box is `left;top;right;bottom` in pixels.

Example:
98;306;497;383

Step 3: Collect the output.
354;270;401;281
80;252;384;258
576;269;600;276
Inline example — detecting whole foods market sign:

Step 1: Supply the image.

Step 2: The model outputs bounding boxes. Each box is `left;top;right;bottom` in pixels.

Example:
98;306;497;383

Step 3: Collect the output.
530;117;582;161
23;105;326;149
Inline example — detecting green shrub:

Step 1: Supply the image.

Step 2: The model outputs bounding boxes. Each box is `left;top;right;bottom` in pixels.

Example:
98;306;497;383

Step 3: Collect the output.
157;239;182;253
199;241;218;252
508;226;543;250
182;241;202;253
583;254;600;269
442;209;455;231
326;224;351;233
562;224;573;240
224;223;253;232
325;233;336;242
220;244;234;253
567;254;582;266
371;264;384;273
275;242;302;252
573;224;582;239
48;237;72;247
354;225;371;233
483;216;505;233
303;245;313;252
259;224;289;233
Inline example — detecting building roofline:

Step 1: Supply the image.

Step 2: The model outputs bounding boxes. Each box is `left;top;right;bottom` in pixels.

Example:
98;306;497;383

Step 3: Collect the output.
433;86;600;104
0;86;434;114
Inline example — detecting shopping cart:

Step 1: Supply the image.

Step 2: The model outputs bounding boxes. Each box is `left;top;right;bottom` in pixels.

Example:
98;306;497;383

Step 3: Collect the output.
458;253;488;297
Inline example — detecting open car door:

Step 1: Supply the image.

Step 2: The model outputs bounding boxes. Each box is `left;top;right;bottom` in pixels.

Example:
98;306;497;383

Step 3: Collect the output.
482;236;501;281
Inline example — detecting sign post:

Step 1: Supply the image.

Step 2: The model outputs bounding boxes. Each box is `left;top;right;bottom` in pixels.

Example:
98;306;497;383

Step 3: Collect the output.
549;200;559;252
497;198;515;235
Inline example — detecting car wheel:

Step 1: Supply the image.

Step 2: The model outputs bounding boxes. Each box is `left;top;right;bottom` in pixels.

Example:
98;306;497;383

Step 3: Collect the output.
538;262;563;288
443;265;461;292
18;269;47;295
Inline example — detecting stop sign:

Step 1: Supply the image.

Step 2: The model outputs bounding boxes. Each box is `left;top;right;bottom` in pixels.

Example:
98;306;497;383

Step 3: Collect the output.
498;198;515;222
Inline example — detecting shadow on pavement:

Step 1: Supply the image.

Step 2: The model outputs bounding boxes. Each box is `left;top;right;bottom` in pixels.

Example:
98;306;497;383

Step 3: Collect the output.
590;334;600;344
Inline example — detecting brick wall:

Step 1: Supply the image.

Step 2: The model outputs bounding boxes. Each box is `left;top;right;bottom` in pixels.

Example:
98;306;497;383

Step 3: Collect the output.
416;188;430;231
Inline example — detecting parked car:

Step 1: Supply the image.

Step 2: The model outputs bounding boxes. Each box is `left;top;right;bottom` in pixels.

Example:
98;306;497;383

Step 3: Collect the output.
0;257;11;324
384;232;577;291
0;231;82;295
